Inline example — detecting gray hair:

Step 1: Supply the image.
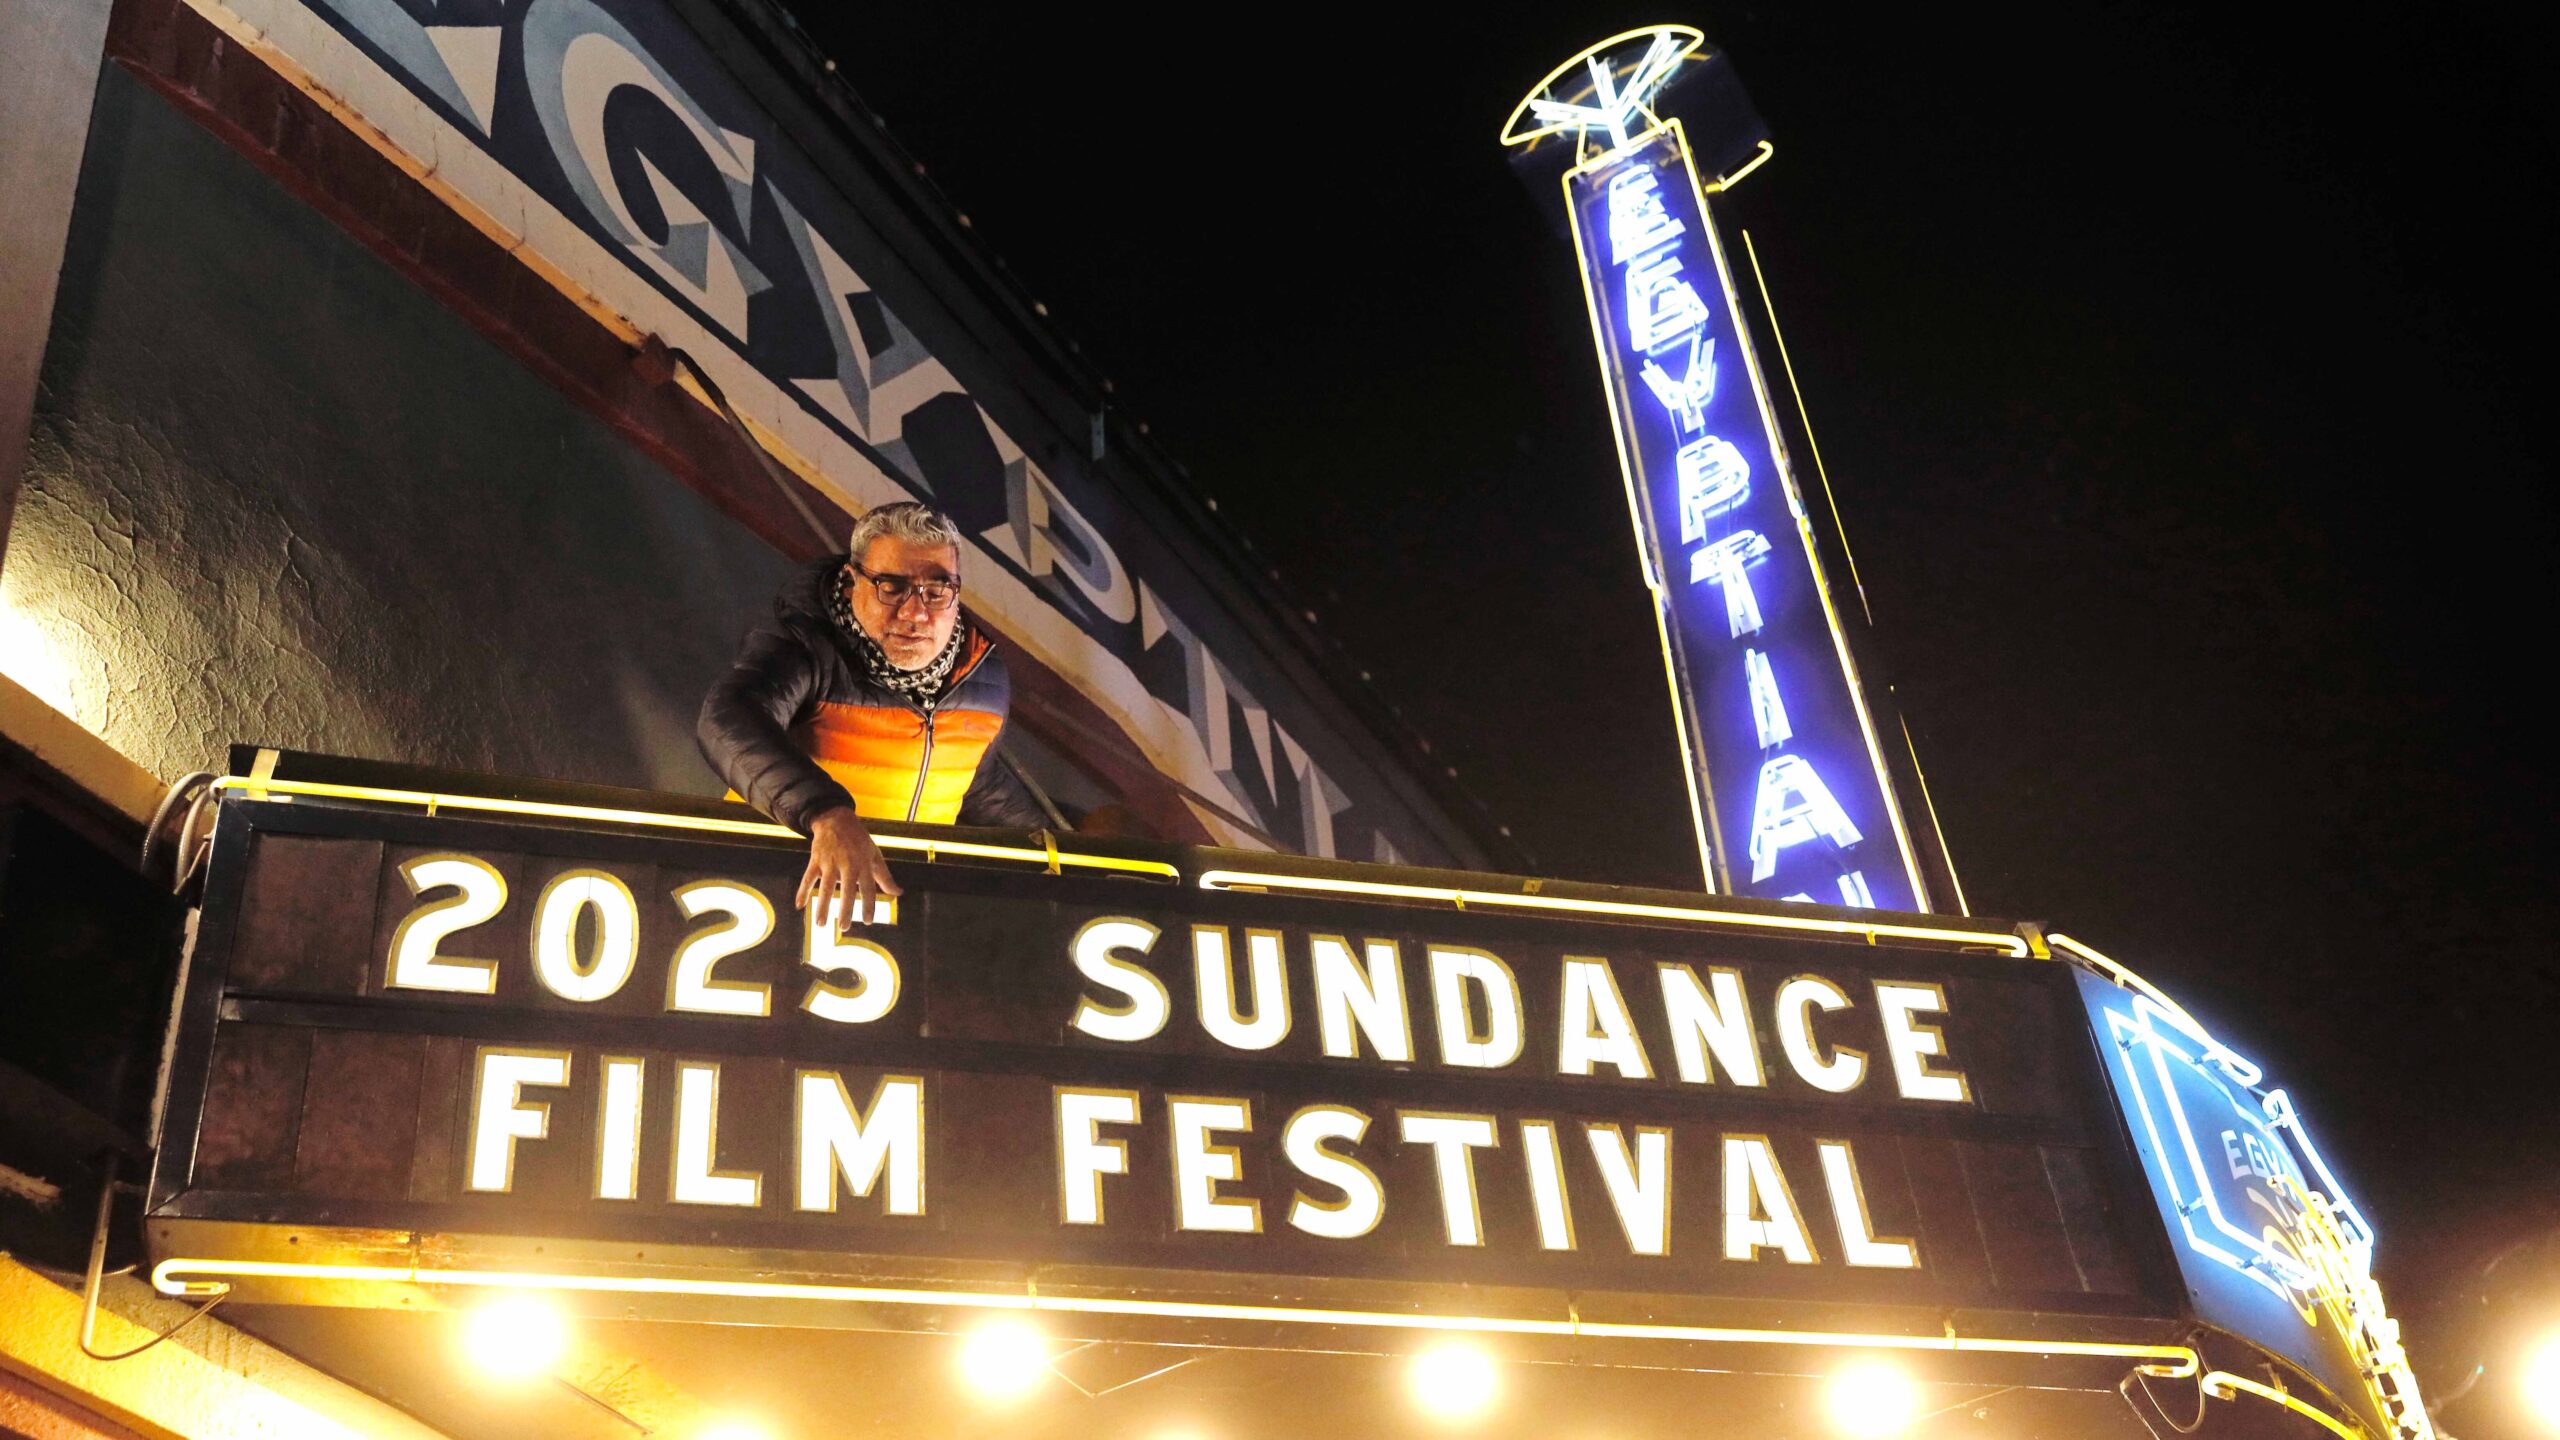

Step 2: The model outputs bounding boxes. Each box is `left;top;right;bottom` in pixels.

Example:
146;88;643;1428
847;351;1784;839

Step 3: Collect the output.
848;501;963;563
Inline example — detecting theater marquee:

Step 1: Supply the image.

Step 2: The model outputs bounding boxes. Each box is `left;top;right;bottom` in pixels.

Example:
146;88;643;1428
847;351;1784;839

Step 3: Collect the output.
145;760;2211;1388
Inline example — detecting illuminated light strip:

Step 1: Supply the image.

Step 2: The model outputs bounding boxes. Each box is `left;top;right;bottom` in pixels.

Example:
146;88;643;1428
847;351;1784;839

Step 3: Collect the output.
1558;139;1727;893
2201;1371;2367;1440
2046;934;2258;1085
1195;869;2029;955
204;776;1180;881
147;1257;2195;1370
1737;230;1866;619
1891;714;1972;918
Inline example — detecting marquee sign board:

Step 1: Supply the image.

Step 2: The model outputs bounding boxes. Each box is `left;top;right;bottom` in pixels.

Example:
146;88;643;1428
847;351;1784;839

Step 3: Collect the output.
148;770;2186;1381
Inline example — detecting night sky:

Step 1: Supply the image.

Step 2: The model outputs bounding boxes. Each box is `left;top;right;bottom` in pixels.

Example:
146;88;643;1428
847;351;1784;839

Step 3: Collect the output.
811;7;2559;1427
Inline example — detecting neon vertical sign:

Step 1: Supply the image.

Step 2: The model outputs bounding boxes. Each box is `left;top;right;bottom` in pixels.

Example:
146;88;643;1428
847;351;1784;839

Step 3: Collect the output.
1505;31;1930;910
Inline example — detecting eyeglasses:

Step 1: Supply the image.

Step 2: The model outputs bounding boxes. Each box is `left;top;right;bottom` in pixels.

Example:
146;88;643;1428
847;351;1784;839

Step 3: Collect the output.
850;563;961;612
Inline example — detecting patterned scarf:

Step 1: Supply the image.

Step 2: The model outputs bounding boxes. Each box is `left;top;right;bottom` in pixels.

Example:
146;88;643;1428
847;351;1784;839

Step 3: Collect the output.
828;563;965;702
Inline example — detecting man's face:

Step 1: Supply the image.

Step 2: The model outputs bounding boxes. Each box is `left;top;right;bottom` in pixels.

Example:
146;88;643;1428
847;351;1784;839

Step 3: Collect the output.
850;535;963;670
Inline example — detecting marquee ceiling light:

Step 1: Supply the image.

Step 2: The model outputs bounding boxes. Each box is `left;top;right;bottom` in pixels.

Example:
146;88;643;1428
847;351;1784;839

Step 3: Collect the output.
1824;1357;1921;1437
1408;1340;1500;1422
458;1293;568;1382
957;1316;1053;1402
2523;1332;2560;1431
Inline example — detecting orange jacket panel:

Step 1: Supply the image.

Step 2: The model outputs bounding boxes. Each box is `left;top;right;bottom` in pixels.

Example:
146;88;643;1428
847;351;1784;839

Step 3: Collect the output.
793;702;1004;825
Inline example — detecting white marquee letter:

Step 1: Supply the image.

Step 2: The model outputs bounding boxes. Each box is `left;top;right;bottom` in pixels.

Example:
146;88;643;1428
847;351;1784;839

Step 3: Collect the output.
1722;1134;1817;1263
1429;946;1524;1069
1069;918;1169;1043
1168;1096;1261;1234
1819;1139;1917;1269
1399;1112;1499;1246
1874;982;1970;1103
802;907;900;1024
388;854;506;995
797;1072;924;1215
531;869;639;1003
1285;1106;1384;1240
1193;926;1290;1051
595;1056;643;1201
1659;963;1766;1087
468;1048;568;1193
1520;1120;1576;1251
1775;975;1867;1093
672;1061;761;1207
1588;1124;1673;1257
1311;936;1413;1062
1056;1088;1139;1226
667;881;775;1017
1558;957;1653;1078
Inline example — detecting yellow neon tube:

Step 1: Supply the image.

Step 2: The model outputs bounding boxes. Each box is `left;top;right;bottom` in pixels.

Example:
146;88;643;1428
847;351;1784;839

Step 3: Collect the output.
2045;933;2259;1083
206;776;1180;880
1498;25;1707;150
1195;868;2028;955
2202;1371;2368;1440
149;1256;2193;1369
1702;139;1775;193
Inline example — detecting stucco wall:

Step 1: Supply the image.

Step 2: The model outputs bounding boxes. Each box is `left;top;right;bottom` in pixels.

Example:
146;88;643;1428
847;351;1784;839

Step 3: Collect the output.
4;65;790;795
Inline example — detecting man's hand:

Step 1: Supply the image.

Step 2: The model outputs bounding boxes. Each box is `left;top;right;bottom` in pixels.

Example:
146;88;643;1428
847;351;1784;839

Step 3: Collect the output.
798;807;901;932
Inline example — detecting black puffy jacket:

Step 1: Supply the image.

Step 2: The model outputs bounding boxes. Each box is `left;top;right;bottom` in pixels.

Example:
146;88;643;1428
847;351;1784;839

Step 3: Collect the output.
697;557;1048;833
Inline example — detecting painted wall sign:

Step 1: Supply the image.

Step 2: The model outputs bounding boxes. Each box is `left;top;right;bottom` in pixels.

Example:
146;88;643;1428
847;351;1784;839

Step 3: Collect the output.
149;769;2179;1377
165;0;1462;865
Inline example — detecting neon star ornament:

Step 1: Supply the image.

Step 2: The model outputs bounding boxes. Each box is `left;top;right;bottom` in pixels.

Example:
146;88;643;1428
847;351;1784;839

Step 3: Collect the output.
1501;25;1706;160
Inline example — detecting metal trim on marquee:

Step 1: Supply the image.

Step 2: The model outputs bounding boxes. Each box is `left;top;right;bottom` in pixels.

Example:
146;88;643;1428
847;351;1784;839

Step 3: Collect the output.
137;751;2429;1438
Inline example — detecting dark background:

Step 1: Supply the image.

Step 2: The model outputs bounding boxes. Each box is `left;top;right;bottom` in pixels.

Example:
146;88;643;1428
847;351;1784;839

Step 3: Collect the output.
802;5;2555;1431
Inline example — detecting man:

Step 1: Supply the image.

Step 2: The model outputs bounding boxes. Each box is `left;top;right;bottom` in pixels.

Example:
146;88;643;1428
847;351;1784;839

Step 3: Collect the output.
699;501;1046;930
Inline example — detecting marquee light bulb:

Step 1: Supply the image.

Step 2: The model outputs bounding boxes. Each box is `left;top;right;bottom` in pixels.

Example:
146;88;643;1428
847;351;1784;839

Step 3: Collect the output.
2523;1332;2560;1430
694;1422;773;1440
956;1316;1050;1401
1824;1357;1920;1437
1408;1340;1499;1422
459;1293;567;1381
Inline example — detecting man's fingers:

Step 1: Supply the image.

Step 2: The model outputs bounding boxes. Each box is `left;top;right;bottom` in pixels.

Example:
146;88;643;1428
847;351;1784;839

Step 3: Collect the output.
845;870;874;932
863;850;901;923
795;856;822;910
